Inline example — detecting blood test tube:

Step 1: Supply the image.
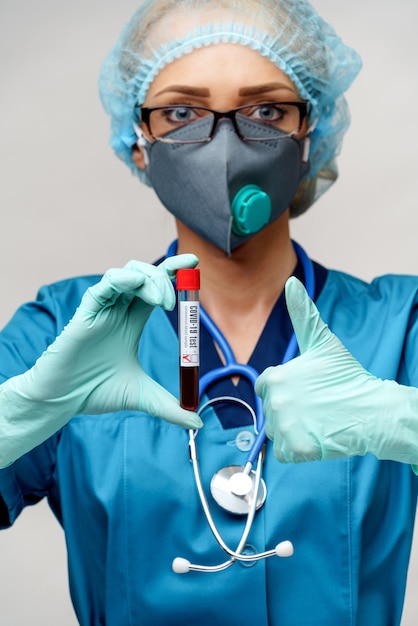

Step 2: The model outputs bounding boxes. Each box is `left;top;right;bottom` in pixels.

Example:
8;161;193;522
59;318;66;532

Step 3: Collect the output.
176;268;200;411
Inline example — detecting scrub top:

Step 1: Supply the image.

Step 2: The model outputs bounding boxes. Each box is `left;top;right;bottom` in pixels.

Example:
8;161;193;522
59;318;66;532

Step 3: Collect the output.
0;250;417;626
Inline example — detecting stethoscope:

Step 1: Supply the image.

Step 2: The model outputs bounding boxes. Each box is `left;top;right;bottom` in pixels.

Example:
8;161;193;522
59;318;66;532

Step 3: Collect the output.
166;239;315;573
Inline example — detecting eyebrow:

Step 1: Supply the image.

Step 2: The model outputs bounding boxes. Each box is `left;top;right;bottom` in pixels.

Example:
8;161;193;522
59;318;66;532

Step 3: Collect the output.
154;85;211;97
238;82;295;96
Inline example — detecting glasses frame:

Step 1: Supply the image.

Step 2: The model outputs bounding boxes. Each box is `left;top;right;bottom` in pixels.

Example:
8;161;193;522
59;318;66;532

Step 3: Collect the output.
135;101;309;144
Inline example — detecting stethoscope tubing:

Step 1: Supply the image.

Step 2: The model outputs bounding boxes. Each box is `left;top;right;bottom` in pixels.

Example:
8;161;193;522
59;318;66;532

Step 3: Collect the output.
197;240;315;468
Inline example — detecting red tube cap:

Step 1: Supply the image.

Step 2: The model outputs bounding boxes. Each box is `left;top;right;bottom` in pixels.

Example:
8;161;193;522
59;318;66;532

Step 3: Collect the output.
176;268;200;290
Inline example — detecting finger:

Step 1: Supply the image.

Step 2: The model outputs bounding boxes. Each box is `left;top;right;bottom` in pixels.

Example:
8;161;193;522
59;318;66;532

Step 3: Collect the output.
122;262;176;309
265;411;323;463
80;269;147;313
254;365;275;398
140;376;203;429
273;429;323;464
284;276;332;354
81;264;174;313
159;254;199;280
114;255;199;311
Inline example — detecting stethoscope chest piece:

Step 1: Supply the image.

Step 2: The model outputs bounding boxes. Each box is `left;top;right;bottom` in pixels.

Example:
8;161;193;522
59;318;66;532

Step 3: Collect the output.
210;465;267;515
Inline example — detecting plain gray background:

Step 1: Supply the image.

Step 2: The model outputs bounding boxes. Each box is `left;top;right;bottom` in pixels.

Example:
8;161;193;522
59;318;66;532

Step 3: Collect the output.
1;1;417;623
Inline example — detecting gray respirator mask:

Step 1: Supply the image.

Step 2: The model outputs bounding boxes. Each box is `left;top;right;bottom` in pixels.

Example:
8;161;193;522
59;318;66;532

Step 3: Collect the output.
138;117;310;255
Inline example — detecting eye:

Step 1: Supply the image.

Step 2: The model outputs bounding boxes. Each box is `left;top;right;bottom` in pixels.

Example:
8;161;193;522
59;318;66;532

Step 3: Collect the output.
250;104;285;122
164;107;197;123
237;103;303;135
148;106;211;139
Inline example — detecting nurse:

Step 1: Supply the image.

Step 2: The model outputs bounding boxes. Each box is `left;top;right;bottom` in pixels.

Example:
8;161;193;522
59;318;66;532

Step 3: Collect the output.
1;1;418;625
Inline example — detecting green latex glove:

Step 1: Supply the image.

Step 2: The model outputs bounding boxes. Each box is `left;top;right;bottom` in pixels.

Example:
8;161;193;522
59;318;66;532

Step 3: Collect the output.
0;255;203;467
255;276;418;467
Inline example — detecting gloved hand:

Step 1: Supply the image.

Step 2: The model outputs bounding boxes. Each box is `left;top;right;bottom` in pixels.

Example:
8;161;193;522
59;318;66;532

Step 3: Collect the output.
255;276;418;467
0;255;203;467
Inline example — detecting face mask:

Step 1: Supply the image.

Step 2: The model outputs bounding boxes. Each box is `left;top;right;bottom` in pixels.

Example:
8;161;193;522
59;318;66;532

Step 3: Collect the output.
140;118;310;255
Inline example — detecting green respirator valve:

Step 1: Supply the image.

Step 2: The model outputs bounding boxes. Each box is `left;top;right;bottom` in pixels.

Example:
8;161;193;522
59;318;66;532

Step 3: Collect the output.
231;185;272;236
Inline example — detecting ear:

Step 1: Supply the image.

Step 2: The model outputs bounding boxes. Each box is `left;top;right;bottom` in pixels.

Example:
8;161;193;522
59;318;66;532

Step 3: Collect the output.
132;145;146;171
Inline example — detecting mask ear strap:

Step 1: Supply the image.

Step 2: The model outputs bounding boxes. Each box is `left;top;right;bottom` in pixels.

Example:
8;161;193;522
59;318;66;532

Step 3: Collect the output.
302;137;310;163
133;122;149;166
301;117;318;164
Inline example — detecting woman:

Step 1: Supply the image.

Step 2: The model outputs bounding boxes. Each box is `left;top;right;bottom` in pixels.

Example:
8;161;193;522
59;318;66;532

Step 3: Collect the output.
1;1;417;624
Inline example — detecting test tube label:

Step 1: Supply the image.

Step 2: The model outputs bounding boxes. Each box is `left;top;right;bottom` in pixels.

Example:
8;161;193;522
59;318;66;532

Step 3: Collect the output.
179;301;200;367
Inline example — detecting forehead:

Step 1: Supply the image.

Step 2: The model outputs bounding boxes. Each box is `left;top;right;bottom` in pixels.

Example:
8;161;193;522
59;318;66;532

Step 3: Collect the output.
146;43;298;99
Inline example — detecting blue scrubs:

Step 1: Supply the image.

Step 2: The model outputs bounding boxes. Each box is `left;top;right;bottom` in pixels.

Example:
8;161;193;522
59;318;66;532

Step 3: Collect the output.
0;253;417;625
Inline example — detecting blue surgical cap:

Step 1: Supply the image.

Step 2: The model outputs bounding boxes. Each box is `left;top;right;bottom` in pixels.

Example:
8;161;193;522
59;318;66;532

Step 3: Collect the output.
98;0;362;216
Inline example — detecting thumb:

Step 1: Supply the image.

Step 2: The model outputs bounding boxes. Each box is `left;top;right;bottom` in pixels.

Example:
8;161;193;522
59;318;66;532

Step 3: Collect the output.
139;375;203;430
285;276;331;354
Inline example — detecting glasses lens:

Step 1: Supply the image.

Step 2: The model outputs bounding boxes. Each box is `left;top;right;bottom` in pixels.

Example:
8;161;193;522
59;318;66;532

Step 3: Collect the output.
236;103;304;140
148;107;214;143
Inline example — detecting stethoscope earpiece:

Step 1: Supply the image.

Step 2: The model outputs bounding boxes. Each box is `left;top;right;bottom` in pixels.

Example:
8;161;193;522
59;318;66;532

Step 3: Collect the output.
275;540;294;558
172;557;192;574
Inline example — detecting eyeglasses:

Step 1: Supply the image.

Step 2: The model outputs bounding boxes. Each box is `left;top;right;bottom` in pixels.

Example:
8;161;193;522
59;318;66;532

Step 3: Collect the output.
136;102;308;144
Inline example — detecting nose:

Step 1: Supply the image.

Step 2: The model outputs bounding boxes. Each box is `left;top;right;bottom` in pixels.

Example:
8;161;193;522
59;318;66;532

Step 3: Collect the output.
210;111;242;141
